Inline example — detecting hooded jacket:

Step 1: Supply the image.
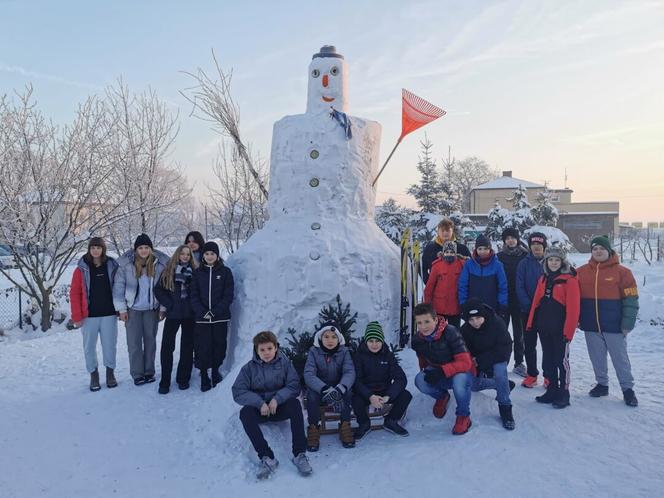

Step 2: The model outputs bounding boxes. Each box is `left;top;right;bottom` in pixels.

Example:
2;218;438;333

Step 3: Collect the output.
423;255;465;316
153;265;195;321
112;249;169;313
422;236;471;284
460;304;513;376
232;350;301;409
70;256;119;322
352;341;407;401
303;327;355;393
577;254;639;333
190;260;234;323
497;245;529;306
516;252;545;313
458;249;508;310
411;318;473;378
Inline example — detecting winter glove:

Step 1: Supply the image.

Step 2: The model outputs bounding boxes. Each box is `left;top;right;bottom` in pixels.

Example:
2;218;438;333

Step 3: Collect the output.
322;385;345;404
423;368;446;385
203;310;214;320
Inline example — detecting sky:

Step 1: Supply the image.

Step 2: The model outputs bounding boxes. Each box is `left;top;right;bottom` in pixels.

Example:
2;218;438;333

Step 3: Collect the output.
1;0;663;222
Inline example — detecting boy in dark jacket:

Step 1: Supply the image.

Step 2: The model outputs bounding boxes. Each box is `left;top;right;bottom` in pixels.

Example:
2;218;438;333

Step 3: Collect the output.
516;232;547;387
527;247;580;409
352;322;412;439
232;331;312;480
423;241;466;327
458;234;508;316
303;324;356;451
190;241;234;392
460;299;515;430
412;303;474;435
497;228;528;376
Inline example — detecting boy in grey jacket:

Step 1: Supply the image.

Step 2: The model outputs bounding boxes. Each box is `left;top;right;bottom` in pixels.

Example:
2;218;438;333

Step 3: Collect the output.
232;331;312;480
303;323;356;451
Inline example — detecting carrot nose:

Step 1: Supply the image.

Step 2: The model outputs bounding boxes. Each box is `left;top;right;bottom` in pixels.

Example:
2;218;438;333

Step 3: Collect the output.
322;74;329;87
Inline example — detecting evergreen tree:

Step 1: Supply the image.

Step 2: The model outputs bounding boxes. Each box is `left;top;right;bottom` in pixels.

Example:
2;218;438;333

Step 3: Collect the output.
486;202;511;241
407;135;453;215
375;198;412;244
505;185;536;234
532;188;559;226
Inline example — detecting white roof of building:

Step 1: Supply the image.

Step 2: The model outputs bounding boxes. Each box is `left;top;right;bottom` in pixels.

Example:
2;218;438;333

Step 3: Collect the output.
473;176;544;190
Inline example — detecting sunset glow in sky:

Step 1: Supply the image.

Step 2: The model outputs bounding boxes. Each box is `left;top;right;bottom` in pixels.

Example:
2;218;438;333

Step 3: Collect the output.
2;0;663;222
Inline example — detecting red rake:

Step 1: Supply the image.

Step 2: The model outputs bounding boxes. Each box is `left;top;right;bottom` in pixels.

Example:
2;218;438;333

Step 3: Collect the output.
372;89;446;187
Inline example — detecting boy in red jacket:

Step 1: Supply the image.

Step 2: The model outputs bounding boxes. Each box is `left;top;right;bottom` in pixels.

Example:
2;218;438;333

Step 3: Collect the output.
527;247;580;408
412;303;474;435
423;241;466;327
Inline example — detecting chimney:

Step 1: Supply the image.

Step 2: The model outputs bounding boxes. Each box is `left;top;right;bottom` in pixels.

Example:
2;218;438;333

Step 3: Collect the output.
502;170;512;177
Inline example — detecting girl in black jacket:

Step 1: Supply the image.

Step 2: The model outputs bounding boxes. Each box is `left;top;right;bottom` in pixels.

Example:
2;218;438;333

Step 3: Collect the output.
154;245;197;393
190;241;234;392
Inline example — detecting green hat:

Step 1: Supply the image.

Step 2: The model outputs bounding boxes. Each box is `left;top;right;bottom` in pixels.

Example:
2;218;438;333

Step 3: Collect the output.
591;235;613;254
364;321;384;343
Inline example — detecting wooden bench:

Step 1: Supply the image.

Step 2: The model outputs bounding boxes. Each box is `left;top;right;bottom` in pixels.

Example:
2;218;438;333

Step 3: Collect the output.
319;404;393;435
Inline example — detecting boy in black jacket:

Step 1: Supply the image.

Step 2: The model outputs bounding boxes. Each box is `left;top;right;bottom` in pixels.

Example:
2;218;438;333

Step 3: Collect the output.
460;298;515;430
190;241;234;392
352;322;412;440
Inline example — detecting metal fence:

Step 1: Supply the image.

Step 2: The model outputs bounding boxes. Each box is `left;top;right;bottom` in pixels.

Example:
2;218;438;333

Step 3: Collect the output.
0;286;30;330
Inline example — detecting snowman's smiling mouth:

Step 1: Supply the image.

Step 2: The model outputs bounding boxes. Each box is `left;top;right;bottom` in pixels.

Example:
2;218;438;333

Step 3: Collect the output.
322;96;335;102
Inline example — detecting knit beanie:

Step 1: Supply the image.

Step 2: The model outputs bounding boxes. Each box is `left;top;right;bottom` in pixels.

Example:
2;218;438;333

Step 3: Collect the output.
528;232;548;249
544;246;566;261
364;321;384;343
461;298;489;321
501;228;520;242
591;235;613;254
475;234;491;249
202;241;220;258
134;233;153;250
442;241;457;254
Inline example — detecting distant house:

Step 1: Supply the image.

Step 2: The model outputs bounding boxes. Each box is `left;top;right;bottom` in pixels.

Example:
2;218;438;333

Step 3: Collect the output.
466;171;619;251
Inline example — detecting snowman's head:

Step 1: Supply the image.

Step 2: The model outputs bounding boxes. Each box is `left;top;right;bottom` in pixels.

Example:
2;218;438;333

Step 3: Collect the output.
306;45;349;115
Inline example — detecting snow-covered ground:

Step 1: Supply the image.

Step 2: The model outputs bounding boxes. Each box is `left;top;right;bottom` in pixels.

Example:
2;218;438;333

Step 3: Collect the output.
1;255;663;498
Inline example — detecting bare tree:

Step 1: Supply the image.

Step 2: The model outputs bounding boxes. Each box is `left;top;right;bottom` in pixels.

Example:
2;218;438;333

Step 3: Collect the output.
442;154;499;213
208;142;268;254
180;50;268;200
0;87;132;330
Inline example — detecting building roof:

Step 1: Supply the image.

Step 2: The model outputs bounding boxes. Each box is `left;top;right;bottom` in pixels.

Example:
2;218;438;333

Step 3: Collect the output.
473;176;544;190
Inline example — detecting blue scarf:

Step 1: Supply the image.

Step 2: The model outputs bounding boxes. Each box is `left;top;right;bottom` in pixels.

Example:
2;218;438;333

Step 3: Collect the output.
330;108;352;139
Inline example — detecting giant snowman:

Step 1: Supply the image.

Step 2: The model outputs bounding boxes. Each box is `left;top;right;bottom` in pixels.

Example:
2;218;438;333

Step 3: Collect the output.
227;46;400;360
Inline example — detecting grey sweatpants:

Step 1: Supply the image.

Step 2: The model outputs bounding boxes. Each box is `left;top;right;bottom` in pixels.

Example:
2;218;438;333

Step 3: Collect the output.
125;309;159;379
81;315;118;373
584;331;634;390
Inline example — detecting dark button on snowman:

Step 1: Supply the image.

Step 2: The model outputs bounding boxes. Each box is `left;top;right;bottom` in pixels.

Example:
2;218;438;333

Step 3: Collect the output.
228;46;400;357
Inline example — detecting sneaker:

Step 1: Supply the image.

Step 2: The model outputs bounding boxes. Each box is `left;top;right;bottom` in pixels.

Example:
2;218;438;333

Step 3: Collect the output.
256;456;279;480
543;377;550;388
178;382;190;390
306;424;320;452
452;415;472;435
144;374;156;384
623;388;638;407
521;376;538;388
383;418;409;437
509;380;516;392
158;384;169;395
105;367;118;388
512;363;527;378
133;376;146;386
338;421;355;448
536;386;558;404
291;452;313;476
89;369;101;392
499;405;515;430
552;389;570;409
354;422;372;441
433;392;450;418
589;384;609;397
212;369;223;387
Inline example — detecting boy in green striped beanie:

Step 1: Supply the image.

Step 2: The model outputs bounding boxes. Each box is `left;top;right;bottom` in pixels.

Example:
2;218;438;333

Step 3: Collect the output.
351;321;413;439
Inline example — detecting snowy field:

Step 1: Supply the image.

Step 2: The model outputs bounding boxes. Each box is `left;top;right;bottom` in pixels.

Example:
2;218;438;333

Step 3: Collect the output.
1;254;663;498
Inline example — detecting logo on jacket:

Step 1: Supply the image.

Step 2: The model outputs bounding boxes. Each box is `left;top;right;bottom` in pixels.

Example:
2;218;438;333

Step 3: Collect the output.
604;277;614;281
216;275;221;280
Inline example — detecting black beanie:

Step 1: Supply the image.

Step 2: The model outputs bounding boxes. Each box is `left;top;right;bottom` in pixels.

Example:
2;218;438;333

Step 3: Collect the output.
528;232;548;249
501;228;520;242
475;234;491;249
202;241;220;258
461;298;489;321
134;233;153;250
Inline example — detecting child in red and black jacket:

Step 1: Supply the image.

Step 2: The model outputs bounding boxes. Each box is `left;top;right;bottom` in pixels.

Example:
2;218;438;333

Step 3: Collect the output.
527;247;580;409
412;303;474;435
423;241;466;327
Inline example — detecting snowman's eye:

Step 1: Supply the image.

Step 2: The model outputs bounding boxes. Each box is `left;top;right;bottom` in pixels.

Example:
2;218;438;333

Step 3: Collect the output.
330;66;339;76
311;69;320;78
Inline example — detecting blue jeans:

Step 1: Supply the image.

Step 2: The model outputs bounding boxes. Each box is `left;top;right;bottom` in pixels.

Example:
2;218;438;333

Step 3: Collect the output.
471;362;512;406
415;369;472;416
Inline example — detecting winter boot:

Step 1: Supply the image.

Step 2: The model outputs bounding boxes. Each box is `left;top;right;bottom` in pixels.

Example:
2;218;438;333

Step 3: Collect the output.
623;388;638;407
536;385;559;404
291;452;313;476
499;405;515;430
200;370;212;392
552;389;570;409
178;381;190;390
452;415;472;435
105;367;117;388
433;392;450;419
512;363;527;377
306;424;320;452
521;375;538;388
89;369;101;392
339;421;355;448
256;456;279;480
158;384;169;395
212;369;223;387
509;380;516;392
589;384;609;397
354;422;372;441
383;417;409;437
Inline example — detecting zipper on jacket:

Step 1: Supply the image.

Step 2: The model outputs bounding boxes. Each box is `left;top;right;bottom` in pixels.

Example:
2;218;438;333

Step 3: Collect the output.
208;265;212;320
594;263;602;333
